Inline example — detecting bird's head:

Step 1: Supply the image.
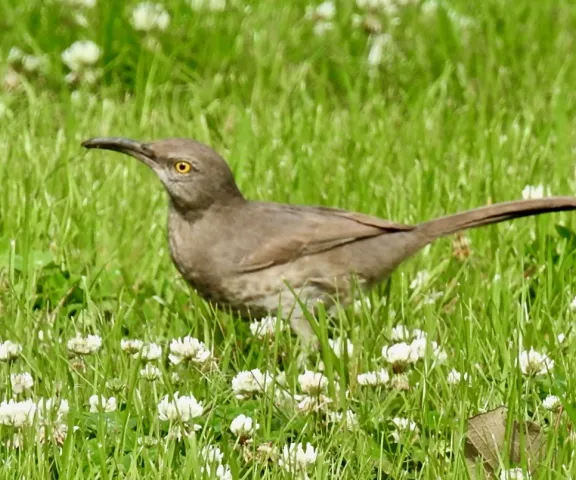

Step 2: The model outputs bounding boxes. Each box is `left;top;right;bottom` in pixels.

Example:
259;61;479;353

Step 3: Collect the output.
82;137;244;211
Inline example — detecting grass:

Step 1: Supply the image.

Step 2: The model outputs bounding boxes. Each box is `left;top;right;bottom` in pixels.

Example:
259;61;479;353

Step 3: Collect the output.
1;0;576;478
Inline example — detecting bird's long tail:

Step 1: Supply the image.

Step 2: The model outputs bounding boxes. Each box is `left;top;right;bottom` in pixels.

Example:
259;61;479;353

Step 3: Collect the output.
414;197;576;243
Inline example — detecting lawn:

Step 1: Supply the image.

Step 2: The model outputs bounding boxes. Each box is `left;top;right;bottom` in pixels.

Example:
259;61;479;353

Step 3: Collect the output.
0;0;575;478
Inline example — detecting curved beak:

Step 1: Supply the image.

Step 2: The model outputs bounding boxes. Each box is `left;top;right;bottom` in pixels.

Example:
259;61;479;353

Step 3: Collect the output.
81;137;156;166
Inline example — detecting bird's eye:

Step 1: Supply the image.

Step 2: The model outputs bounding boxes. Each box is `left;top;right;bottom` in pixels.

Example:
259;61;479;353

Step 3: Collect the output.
174;161;192;174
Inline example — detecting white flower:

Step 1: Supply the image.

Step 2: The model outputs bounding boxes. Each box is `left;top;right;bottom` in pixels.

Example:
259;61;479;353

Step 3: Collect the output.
295;394;332;413
327;410;358;430
0;399;36;427
557;333;566;344
356;0;400;15
120;339;143;354
89;395;117;413
168;336;212;365
230;414;259;437
67;333;102;355
409;270;430;289
313;21;334;36
130;3;171;32
201;464;232;480
447;368;470;385
36;398;69;423
249;316;286;339
542;394;560;411
62;41;101;71
136;343;162;361
382;342;418;364
500;468;530;480
409;338;446;363
353;297;372;313
37;422;70;446
22;55;44;72
200;444;224;464
188;0;226;11
518;348;554;376
7;47;24;63
231;369;273;399
368;34;391;67
391;417;419;442
279;442;318;473
522;185;550;200
391;325;411;341
140;364;161;381
157;392;204;424
570;296;576;311
306;1;336;20
298;370;328;395
328;337;354;358
357;369;390;386
0;340;23;361
10;372;34;394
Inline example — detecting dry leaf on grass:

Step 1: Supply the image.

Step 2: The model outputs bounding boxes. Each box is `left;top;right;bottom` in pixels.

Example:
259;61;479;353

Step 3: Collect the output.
464;406;546;478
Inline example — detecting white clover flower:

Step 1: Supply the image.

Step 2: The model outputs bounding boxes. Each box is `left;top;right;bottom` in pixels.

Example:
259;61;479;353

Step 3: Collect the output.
37;422;70;446
136;343;162;361
298;370;328;395
357;369;390;386
313;21;334;36
279;442;318;473
0;340;23;361
157;392;204;424
391;417;419;442
7;47;24;64
200;444;224;464
36;398;69;423
120;338;143;354
168;336;212;365
130;3;171;32
411;328;427;340
356;0;400;14
327;337;354;358
201;464;232;480
447;368;470;385
542;394;561;411
89;395;117;413
557;333;566;344
62;40;101;71
140;364;161;381
500;468;530;480
353;297;372;313
305;1;336;20
367;34;391;67
189;0;226;11
0;399;36;427
295;394;333;414
327;410;358;431
230;414;259;437
231;369;273;399
382;342;418;365
67;333;102;355
391;325;411;341
10;372;34;394
570;296;576;311
21;55;45;72
409;338;446;363
249;316;286;339
518;348;554;376
409;270;430;289
522;185;550;200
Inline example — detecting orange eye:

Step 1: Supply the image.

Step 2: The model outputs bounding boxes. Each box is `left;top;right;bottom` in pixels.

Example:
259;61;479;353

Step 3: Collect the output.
174;161;192;174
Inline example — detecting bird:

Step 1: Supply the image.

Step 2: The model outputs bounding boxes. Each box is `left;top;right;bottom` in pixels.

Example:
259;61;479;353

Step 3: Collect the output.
82;137;576;343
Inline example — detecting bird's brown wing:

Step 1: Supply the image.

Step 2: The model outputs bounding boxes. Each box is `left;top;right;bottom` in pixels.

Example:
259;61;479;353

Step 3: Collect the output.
236;204;414;273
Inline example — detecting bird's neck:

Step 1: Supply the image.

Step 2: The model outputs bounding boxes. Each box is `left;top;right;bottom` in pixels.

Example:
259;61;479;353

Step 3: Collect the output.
168;195;245;224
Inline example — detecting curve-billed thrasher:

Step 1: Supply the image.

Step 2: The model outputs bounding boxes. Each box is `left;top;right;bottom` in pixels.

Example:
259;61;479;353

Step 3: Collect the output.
82;137;576;342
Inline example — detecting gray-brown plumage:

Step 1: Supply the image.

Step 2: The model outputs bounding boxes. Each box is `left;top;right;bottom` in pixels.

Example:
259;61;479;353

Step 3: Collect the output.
82;137;576;342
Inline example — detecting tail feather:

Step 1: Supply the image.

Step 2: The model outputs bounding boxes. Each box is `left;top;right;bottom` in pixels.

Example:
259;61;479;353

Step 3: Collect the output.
415;197;576;242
